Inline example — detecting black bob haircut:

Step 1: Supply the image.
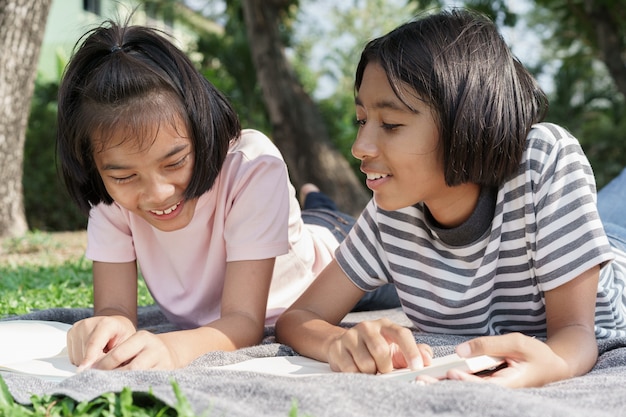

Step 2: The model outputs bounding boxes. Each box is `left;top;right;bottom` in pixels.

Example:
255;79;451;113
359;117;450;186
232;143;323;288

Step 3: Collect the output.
57;19;241;215
355;9;548;187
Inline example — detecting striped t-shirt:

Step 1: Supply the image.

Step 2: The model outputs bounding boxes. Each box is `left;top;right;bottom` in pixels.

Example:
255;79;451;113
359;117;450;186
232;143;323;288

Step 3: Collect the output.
337;123;626;339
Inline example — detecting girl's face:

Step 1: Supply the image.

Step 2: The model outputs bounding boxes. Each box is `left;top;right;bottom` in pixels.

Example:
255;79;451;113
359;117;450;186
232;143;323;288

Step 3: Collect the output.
92;117;198;232
353;62;479;227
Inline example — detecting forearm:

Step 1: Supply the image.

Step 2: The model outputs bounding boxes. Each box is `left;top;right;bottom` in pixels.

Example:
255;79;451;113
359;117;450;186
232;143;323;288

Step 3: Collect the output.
546;325;598;380
276;309;347;363
158;312;268;366
93;261;138;326
94;308;137;327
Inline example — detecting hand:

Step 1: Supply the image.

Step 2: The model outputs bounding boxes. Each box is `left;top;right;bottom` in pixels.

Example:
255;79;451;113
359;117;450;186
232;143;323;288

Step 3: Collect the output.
327;318;432;374
67;315;136;371
88;331;181;370
434;333;569;388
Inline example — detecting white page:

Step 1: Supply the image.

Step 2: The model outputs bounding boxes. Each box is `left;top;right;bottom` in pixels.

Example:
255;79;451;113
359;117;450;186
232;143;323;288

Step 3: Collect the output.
212;353;503;380
214;356;335;377
0;320;77;380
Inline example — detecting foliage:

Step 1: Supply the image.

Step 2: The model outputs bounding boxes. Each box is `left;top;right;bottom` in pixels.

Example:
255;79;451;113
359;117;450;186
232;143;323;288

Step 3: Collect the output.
522;1;626;188
24;0;626;228
295;0;433;175
196;1;271;132
0;377;197;417
23;78;86;231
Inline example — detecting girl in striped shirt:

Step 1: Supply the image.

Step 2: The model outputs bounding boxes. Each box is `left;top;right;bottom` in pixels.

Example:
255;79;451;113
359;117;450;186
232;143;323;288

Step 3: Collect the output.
276;9;626;388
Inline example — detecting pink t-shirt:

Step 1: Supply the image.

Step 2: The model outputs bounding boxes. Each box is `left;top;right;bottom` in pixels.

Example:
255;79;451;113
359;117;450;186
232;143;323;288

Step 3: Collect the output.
86;129;337;328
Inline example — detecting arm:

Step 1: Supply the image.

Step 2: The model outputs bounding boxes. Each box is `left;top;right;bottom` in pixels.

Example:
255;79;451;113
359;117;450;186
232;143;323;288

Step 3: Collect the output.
276;260;432;374
90;257;275;370
67;261;139;368
449;265;599;387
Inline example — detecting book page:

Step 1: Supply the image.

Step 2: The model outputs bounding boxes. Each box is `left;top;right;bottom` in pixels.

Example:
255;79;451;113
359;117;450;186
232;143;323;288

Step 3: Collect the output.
212;353;503;380
214;356;335;377
0;320;77;381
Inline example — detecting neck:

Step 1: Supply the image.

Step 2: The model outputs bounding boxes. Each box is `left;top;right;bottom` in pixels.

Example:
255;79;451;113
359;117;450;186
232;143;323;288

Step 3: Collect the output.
424;183;481;228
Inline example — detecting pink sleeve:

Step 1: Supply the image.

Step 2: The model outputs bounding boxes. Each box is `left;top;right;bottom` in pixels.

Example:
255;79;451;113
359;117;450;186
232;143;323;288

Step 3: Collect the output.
85;203;137;262
223;153;291;262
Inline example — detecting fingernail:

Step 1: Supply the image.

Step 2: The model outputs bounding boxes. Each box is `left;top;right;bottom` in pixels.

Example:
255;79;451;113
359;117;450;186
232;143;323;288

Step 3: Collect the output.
410;357;424;370
77;362;92;373
411;379;427;386
456;342;471;357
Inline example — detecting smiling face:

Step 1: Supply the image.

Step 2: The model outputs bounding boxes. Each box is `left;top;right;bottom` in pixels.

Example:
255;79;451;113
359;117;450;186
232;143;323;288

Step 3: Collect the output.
353;63;480;227
92;117;198;232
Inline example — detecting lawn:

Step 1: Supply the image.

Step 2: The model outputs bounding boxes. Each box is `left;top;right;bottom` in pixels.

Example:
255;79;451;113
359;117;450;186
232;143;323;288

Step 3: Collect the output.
0;231;154;318
0;231;186;417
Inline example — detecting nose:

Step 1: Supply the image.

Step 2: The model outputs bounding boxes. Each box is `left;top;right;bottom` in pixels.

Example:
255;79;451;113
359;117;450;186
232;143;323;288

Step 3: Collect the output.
142;174;175;205
351;127;378;161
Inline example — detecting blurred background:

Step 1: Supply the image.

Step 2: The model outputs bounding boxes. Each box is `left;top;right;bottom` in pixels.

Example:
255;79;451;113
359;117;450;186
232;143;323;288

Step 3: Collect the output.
2;0;625;238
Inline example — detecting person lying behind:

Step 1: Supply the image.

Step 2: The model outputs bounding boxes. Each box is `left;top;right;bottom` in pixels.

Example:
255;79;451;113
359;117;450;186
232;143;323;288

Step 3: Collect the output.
275;8;626;388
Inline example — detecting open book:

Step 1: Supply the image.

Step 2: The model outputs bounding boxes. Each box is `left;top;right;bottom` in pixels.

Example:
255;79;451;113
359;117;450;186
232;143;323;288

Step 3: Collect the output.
0;320;77;382
0;320;503;383
212;353;504;381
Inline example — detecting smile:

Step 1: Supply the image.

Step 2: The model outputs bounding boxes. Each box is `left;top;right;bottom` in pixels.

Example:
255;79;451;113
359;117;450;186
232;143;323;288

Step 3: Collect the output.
150;201;181;216
366;172;390;180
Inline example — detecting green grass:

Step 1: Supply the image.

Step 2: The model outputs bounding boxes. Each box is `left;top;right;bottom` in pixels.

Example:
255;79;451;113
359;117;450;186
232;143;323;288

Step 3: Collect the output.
0;232;154;318
0;257;155;318
0;376;197;417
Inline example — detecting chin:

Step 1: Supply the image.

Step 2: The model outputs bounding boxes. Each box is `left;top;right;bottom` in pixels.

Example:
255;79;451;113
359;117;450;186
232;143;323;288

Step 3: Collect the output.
374;196;417;212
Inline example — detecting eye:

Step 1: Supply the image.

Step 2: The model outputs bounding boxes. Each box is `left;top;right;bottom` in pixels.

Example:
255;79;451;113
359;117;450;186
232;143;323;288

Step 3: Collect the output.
354;118;366;127
381;122;401;131
111;174;135;184
166;154;190;169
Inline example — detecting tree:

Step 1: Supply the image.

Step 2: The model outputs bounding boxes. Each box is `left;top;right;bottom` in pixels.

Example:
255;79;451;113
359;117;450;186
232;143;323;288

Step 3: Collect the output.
0;0;52;238
546;0;626;100
240;0;370;215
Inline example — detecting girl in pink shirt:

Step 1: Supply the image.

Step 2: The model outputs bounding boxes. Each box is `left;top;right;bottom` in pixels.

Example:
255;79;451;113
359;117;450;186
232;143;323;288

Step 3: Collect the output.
56;20;398;371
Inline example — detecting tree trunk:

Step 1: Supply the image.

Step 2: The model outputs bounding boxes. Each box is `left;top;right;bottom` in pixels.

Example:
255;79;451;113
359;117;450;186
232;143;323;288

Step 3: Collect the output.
582;0;626;99
240;0;370;217
0;0;52;238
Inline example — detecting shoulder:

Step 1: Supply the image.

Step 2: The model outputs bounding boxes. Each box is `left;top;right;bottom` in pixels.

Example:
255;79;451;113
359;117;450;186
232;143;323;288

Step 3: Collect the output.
519;123;593;185
524;123;586;163
219;129;289;189
229;129;285;162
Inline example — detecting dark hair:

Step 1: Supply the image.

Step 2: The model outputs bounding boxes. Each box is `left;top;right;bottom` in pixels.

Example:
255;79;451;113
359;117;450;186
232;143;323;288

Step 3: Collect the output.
57;19;241;215
355;9;548;187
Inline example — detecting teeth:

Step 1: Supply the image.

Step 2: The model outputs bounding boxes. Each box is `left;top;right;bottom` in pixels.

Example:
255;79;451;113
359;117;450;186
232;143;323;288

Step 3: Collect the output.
366;172;388;180
151;202;180;216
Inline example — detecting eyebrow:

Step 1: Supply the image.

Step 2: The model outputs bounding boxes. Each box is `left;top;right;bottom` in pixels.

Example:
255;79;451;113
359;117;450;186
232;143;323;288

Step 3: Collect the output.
354;96;414;113
100;144;190;171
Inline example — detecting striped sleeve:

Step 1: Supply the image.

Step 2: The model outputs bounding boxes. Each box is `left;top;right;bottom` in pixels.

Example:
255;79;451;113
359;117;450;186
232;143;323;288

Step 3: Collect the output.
336;200;393;291
528;124;613;291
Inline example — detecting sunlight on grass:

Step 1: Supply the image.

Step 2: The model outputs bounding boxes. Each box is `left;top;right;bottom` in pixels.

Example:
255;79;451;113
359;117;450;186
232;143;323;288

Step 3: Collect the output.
0;257;155;318
0;232;154;318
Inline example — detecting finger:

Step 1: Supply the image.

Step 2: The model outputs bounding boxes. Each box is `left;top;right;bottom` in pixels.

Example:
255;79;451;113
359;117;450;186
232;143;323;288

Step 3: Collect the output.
328;330;366;373
414;374;439;385
66;327;81;366
446;368;486;383
77;327;116;371
380;325;430;370
348;327;382;374
456;333;530;359
416;344;433;367
91;337;140;370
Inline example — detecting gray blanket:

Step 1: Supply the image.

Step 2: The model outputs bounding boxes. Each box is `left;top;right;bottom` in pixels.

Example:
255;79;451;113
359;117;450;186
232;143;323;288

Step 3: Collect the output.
3;306;626;417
